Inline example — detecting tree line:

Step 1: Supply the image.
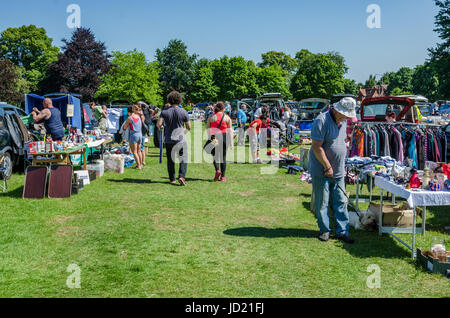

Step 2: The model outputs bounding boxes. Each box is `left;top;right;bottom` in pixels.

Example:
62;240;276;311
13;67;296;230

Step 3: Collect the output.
0;0;448;106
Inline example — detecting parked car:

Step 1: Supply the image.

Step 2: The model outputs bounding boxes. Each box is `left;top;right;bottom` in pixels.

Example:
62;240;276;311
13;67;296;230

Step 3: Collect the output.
0;102;29;179
254;93;286;121
360;96;416;122
293;98;329;137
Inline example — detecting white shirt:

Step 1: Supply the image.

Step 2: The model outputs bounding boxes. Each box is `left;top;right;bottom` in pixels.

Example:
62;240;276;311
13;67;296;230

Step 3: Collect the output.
254;107;263;119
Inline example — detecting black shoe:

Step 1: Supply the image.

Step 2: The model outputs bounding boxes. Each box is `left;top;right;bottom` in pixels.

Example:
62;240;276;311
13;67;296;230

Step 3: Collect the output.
318;232;330;242
337;234;355;244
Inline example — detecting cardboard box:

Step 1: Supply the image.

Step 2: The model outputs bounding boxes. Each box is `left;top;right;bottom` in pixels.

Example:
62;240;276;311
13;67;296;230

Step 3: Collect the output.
417;248;450;277
369;202;422;227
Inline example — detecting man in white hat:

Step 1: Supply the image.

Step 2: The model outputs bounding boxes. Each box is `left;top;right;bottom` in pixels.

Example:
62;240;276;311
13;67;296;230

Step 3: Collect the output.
308;97;357;243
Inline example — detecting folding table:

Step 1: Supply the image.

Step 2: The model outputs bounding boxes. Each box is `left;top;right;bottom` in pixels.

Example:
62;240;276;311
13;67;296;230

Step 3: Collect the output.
374;176;450;259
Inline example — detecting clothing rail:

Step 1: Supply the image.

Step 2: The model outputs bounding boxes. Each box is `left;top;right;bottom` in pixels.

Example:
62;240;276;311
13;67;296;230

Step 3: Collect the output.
358;121;442;127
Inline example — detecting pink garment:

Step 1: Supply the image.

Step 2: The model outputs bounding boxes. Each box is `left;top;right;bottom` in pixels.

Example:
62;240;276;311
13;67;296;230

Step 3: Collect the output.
346;117;357;136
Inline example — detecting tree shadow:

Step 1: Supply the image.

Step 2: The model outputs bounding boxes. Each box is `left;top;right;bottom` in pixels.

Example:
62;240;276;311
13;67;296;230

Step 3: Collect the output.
0;186;24;198
223;227;318;238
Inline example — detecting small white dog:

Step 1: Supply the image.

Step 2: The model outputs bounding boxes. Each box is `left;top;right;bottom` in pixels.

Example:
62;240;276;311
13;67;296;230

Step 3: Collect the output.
349;210;378;231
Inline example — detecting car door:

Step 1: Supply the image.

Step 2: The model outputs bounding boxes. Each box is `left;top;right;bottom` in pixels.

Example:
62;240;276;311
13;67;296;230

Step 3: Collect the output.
0;110;9;150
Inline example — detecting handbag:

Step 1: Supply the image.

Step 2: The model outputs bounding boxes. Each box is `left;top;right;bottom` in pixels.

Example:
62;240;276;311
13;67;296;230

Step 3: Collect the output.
204;113;225;155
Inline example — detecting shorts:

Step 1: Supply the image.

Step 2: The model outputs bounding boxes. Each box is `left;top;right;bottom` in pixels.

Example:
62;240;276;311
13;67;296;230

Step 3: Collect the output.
129;132;142;145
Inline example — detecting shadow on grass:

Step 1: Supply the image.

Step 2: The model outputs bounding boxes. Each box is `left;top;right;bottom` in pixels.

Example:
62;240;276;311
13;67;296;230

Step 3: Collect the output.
107;178;179;185
0;185;24;198
223;227;318;238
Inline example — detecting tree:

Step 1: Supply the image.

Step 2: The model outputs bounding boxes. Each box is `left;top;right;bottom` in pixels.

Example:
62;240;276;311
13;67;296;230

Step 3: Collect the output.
342;78;359;96
290;50;346;100
256;65;291;98
390;87;413;96
0;25;59;90
377;72;394;85
210;56;259;101
0;59;29;105
156;39;197;101
412;62;440;100
429;0;450;99
364;74;377;88
190;59;219;103
258;51;297;74
387;67;414;95
44;28;112;100
95;49;162;104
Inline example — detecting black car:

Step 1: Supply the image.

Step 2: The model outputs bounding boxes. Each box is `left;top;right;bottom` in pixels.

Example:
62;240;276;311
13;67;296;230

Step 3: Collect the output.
0;103;28;179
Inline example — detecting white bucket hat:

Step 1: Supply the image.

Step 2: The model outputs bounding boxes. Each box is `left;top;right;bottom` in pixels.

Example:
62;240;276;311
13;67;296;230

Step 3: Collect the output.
333;97;357;118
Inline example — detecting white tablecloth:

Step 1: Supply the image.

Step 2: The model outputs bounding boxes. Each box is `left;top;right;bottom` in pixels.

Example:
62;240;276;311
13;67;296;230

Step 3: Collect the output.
374;176;450;207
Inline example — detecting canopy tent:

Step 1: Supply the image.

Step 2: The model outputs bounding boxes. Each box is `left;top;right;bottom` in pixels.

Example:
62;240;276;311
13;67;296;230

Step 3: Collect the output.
25;93;82;129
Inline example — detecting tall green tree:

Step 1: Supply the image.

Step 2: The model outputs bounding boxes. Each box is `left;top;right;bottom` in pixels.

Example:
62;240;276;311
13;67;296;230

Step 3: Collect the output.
95;49;162;104
190;59;219;103
364;74;377;88
429;0;450;99
210;56;259;101
342;78;359;96
256;65;291;98
156;39;197;101
258;51;297;74
0;25;59;91
412;62;440;100
43;28;112;100
0;59;29;105
290;50;346;100
387;67;414;95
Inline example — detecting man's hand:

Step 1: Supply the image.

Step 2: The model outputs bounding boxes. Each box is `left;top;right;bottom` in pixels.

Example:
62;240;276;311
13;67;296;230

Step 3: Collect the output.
32;107;39;113
324;166;334;178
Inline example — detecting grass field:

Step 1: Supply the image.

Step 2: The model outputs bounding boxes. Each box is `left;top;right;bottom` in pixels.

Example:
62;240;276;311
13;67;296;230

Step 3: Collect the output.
0;140;449;298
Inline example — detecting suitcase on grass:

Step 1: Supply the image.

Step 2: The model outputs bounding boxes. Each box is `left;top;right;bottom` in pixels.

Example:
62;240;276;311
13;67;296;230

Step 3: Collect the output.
48;165;73;198
23;166;48;199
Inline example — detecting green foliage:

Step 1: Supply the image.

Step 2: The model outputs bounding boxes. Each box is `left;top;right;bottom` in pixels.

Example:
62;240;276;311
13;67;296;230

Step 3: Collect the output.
290;50;346;100
377;72;394;85
390;87;413;96
259;51;297;74
364;74;377;88
0;25;59;90
0;59;29;105
190;59;219;103
412;62;440;100
96;49;162;104
210;56;259;101
429;0;450;99
256;65;291;98
342;78;359;96
387;67;414;95
156;39;197;100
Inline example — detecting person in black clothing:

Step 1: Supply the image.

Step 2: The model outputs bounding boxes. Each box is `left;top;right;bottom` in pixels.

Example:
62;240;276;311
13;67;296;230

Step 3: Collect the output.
157;91;191;186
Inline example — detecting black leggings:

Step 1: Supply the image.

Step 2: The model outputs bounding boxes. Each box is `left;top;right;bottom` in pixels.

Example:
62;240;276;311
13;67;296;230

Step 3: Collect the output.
213;133;228;177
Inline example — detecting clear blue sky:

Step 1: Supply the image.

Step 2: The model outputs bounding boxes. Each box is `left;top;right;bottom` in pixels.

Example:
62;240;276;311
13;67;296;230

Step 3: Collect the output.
0;0;441;83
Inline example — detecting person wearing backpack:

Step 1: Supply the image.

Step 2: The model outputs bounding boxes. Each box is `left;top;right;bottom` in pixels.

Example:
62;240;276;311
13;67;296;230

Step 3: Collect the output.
206;102;233;182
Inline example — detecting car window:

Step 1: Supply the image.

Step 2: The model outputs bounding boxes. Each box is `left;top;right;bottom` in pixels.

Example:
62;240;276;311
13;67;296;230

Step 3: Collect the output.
16;108;27;117
4;108;16;115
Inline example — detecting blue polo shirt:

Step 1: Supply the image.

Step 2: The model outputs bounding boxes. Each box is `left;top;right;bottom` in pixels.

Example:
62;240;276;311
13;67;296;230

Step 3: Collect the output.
237;109;247;124
308;111;347;178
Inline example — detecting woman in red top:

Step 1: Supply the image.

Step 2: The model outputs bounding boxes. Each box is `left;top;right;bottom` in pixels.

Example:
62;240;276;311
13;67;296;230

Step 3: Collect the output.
206;102;233;181
248;115;268;163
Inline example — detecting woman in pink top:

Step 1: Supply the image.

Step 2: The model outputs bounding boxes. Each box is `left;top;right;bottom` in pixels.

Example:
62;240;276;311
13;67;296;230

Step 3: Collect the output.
206;102;233;181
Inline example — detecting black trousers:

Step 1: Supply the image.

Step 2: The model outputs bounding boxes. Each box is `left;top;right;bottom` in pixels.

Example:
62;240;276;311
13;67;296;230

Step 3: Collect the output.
213;133;229;177
166;142;188;181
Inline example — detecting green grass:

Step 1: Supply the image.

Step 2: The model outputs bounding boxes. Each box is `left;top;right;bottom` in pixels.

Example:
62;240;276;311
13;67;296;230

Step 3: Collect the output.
0;140;449;297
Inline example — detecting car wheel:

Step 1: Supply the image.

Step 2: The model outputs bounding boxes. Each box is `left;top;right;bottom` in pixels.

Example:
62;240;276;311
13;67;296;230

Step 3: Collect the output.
1;152;13;180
